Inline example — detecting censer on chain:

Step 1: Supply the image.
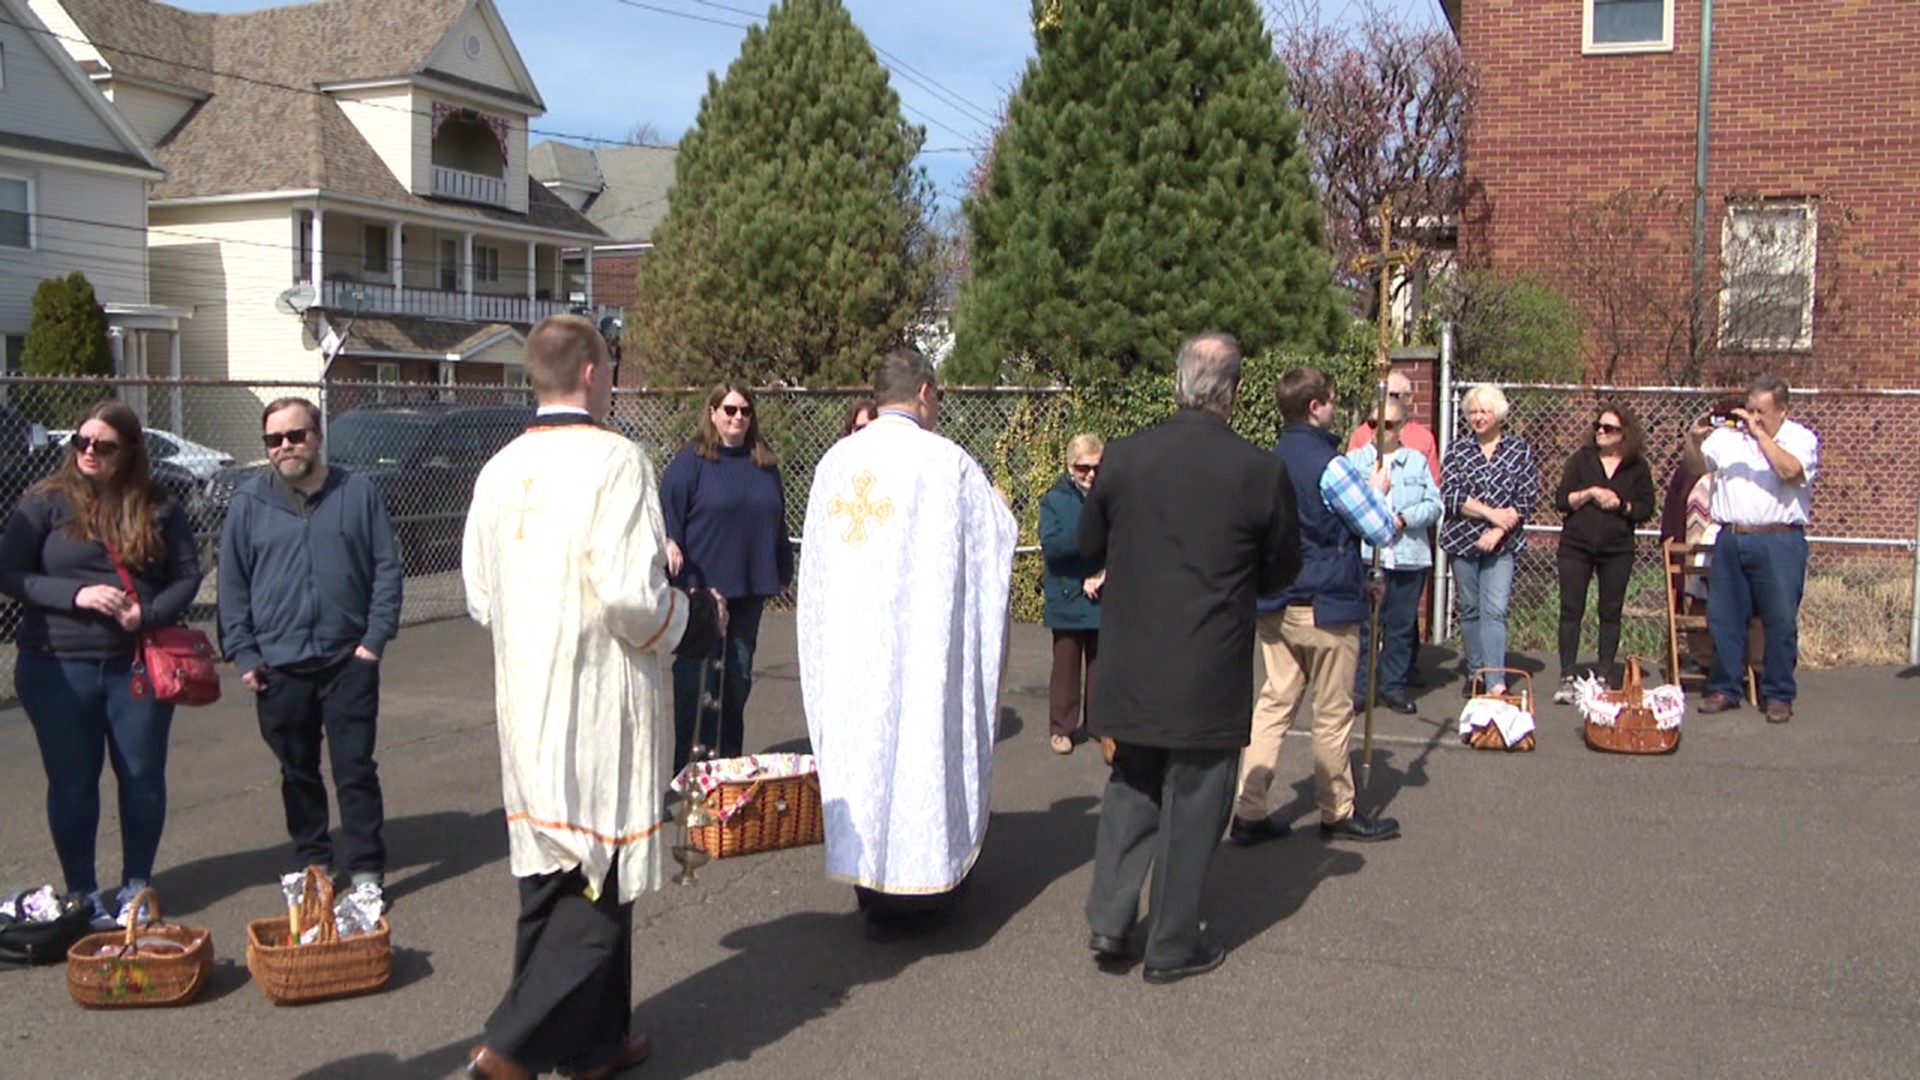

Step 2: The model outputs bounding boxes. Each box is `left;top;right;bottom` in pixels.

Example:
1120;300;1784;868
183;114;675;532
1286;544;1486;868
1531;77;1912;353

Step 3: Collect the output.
670;648;726;885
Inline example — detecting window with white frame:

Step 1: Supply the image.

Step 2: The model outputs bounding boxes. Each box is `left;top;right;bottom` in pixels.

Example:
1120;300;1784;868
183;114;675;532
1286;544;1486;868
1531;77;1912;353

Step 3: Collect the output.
369;360;401;403
503;365;529;405
1584;0;1671;54
1720;200;1817;353
3;334;24;374
438;361;458;402
363;224;390;275
0;177;32;249
475;245;501;284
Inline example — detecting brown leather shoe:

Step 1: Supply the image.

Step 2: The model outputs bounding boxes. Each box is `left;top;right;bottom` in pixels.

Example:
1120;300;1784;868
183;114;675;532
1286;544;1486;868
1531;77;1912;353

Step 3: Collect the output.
466;1045;533;1080
1765;700;1793;724
1698;693;1740;714
568;1033;653;1080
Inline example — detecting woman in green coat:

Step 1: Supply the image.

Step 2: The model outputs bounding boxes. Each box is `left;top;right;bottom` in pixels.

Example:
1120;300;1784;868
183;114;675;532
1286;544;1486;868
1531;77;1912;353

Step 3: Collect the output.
1038;433;1105;755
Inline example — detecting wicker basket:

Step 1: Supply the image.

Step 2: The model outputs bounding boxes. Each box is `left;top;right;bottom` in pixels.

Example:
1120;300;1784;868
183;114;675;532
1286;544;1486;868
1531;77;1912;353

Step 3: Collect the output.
684;757;825;859
244;867;390;1006
1464;668;1537;752
1584;657;1681;755
65;890;212;1008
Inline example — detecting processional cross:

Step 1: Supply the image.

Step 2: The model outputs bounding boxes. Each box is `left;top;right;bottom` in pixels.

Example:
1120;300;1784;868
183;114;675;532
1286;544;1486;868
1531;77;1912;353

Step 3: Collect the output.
1348;199;1421;793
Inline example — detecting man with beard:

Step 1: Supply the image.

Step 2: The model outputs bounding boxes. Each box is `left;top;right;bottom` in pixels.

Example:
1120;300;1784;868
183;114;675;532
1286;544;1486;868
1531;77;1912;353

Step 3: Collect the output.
217;397;403;914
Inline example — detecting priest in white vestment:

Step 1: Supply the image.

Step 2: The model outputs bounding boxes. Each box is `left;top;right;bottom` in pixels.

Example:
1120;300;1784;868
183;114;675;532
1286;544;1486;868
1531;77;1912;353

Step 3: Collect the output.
798;348;1017;930
461;315;724;1080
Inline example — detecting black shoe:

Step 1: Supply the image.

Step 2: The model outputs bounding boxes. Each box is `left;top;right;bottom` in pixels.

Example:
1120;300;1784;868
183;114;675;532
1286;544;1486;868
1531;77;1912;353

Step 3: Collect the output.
1142;941;1227;985
1320;813;1401;842
1087;931;1127;962
1226;813;1292;847
1379;694;1417;715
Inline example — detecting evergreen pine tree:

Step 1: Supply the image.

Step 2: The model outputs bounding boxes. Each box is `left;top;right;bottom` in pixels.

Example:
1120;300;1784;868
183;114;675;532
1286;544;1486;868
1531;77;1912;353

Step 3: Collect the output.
631;0;936;387
950;0;1343;384
21;272;114;427
23;272;113;377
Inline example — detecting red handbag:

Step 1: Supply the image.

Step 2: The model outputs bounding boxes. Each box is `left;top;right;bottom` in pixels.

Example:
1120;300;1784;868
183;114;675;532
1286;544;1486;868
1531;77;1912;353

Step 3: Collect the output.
108;553;222;707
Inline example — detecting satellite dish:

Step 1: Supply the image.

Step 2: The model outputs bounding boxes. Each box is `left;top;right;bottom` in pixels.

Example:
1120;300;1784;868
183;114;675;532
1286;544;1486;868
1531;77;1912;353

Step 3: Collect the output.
275;284;318;315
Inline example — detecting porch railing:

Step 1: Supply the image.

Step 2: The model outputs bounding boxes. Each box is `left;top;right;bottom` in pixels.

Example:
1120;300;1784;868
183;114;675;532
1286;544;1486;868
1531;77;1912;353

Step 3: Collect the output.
431;165;509;207
316;279;617;326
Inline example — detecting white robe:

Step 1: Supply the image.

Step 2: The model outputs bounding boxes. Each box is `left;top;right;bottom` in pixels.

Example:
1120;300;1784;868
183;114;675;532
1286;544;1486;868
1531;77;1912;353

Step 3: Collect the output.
463;421;688;903
797;412;1018;894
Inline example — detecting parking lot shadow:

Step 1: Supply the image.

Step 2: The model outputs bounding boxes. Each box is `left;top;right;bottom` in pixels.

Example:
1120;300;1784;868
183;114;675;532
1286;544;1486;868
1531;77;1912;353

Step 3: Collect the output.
632;794;1099;1078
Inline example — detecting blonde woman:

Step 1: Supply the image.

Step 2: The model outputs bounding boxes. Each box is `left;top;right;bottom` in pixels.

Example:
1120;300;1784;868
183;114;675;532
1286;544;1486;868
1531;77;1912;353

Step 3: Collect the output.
1440;384;1538;696
1037;433;1105;754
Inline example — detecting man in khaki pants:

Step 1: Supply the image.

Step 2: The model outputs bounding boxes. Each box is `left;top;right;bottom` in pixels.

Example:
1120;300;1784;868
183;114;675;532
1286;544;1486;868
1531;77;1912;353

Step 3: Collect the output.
1232;367;1402;845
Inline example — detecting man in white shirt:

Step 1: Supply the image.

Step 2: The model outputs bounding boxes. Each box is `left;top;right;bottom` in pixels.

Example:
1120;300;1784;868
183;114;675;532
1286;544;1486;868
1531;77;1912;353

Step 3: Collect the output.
1683;375;1818;724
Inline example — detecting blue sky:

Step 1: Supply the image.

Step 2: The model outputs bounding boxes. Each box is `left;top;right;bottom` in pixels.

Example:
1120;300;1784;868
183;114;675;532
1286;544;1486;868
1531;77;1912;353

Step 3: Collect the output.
175;0;1444;207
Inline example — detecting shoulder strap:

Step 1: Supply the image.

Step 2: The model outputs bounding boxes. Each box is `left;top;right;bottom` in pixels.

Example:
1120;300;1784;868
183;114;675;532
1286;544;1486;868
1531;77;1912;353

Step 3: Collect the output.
102;539;137;596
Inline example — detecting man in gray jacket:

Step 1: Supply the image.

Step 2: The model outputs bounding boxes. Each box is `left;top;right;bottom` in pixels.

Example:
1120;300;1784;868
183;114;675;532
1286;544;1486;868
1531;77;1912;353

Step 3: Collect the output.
218;397;402;913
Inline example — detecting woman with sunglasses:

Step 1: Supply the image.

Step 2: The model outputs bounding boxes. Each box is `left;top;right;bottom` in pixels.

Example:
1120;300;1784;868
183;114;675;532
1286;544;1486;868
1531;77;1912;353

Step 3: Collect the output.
660;384;793;772
0;402;201;929
1038;433;1105;755
1550;403;1656;702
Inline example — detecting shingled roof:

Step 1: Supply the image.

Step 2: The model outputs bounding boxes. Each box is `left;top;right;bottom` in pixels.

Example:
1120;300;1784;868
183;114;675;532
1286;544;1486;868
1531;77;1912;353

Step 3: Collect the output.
54;0;602;238
530;141;678;245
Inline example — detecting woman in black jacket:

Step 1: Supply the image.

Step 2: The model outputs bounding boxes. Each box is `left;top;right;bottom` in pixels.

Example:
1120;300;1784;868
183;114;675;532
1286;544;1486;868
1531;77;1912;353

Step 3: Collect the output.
1551;402;1656;701
0;402;202;928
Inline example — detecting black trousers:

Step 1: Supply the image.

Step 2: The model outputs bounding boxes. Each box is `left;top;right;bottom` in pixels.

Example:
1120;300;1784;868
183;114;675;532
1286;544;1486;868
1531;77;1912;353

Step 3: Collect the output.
484;858;635;1074
254;655;385;875
1084;743;1236;969
671;596;766;773
1556;545;1635;681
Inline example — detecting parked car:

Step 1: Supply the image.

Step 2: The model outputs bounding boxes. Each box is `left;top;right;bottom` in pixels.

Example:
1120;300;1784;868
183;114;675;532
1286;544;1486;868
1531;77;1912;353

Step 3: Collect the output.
195;403;532;574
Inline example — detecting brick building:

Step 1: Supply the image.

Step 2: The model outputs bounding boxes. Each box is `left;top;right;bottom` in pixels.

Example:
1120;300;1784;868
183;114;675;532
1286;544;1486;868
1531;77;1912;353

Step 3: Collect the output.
1443;0;1920;387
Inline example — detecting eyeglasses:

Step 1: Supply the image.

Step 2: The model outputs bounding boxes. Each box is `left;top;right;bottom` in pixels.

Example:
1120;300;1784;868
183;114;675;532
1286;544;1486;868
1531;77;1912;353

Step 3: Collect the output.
1380;420;1402;431
720;404;753;418
263;428;313;450
1595;422;1623;435
71;434;122;457
1069;463;1099;475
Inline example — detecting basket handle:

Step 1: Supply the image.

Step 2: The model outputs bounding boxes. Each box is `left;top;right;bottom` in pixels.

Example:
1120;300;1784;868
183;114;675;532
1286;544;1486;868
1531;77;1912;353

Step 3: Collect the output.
295;866;340;945
117;887;161;948
1469;667;1534;697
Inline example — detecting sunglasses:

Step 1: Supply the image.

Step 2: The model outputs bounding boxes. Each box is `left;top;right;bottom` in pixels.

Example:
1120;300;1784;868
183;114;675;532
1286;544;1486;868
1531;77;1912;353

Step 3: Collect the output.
71;434;122;457
1069;463;1099;475
1595;422;1623;435
264;428;314;450
1380;420;1402;431
720;404;753;418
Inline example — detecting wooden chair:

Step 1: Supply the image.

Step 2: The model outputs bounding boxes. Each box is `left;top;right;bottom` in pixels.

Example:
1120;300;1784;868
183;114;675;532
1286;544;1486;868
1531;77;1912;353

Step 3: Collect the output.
1662;539;1760;702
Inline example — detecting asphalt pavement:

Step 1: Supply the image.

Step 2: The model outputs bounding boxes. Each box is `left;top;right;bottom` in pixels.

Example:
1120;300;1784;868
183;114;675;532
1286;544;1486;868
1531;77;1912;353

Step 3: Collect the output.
1;613;1916;1079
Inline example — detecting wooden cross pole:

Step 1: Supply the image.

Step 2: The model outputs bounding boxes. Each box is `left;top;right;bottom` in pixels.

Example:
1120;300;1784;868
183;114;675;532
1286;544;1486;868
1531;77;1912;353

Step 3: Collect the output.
1348;200;1421;795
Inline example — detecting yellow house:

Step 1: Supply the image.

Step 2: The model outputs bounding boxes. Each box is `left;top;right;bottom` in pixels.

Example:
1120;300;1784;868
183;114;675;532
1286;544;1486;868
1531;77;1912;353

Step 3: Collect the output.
38;0;612;411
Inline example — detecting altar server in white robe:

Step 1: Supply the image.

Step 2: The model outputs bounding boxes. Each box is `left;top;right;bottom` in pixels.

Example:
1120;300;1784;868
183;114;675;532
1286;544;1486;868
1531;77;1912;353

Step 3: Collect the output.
798;347;1018;931
461;314;725;1080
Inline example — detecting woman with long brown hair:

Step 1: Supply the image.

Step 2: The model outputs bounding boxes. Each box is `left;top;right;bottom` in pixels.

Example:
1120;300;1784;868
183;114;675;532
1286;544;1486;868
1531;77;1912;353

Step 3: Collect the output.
1551;401;1656;700
659;384;792;772
0;401;202;928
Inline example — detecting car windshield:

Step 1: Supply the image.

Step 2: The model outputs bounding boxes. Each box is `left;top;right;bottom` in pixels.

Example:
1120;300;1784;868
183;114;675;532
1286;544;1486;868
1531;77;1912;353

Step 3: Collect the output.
324;412;433;467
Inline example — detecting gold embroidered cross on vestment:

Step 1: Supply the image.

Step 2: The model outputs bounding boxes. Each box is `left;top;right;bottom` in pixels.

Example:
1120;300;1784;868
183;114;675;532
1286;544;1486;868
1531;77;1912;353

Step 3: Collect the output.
829;472;894;546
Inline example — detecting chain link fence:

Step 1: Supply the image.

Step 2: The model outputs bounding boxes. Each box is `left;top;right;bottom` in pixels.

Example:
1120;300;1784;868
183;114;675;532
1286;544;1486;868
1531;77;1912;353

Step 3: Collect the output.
0;373;1906;703
1440;381;1920;669
0;377;1073;700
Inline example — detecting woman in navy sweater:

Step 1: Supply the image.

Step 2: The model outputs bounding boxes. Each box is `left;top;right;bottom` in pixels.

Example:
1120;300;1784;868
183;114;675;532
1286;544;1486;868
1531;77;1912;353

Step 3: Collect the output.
0;402;201;929
661;385;793;772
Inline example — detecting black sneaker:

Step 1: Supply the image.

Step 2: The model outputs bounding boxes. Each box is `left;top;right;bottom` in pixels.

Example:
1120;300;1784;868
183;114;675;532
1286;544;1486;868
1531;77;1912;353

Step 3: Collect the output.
1320;814;1401;842
1226;813;1291;847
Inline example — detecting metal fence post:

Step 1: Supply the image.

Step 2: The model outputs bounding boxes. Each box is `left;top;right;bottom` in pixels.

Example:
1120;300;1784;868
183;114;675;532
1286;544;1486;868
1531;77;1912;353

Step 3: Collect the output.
1910;496;1920;667
1430;321;1454;646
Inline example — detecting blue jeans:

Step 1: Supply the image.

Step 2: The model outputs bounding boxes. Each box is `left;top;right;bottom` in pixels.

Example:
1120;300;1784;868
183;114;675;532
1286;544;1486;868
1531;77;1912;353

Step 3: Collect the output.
1707;528;1807;705
672;596;766;772
15;654;176;896
1453;551;1515;684
1354;568;1428;700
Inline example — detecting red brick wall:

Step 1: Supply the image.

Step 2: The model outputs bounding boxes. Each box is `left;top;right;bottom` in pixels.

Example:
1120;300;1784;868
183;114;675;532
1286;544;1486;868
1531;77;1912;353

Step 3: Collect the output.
1459;0;1920;387
590;254;642;314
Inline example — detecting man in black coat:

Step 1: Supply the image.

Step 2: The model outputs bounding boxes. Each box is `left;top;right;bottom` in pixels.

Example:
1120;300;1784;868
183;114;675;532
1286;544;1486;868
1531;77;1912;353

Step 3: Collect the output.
1077;332;1302;985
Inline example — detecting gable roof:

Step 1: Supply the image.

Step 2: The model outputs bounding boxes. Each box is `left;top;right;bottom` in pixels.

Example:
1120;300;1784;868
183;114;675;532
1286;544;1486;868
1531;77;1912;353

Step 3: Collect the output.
530;141;677;245
1;0;165;175
48;0;601;237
